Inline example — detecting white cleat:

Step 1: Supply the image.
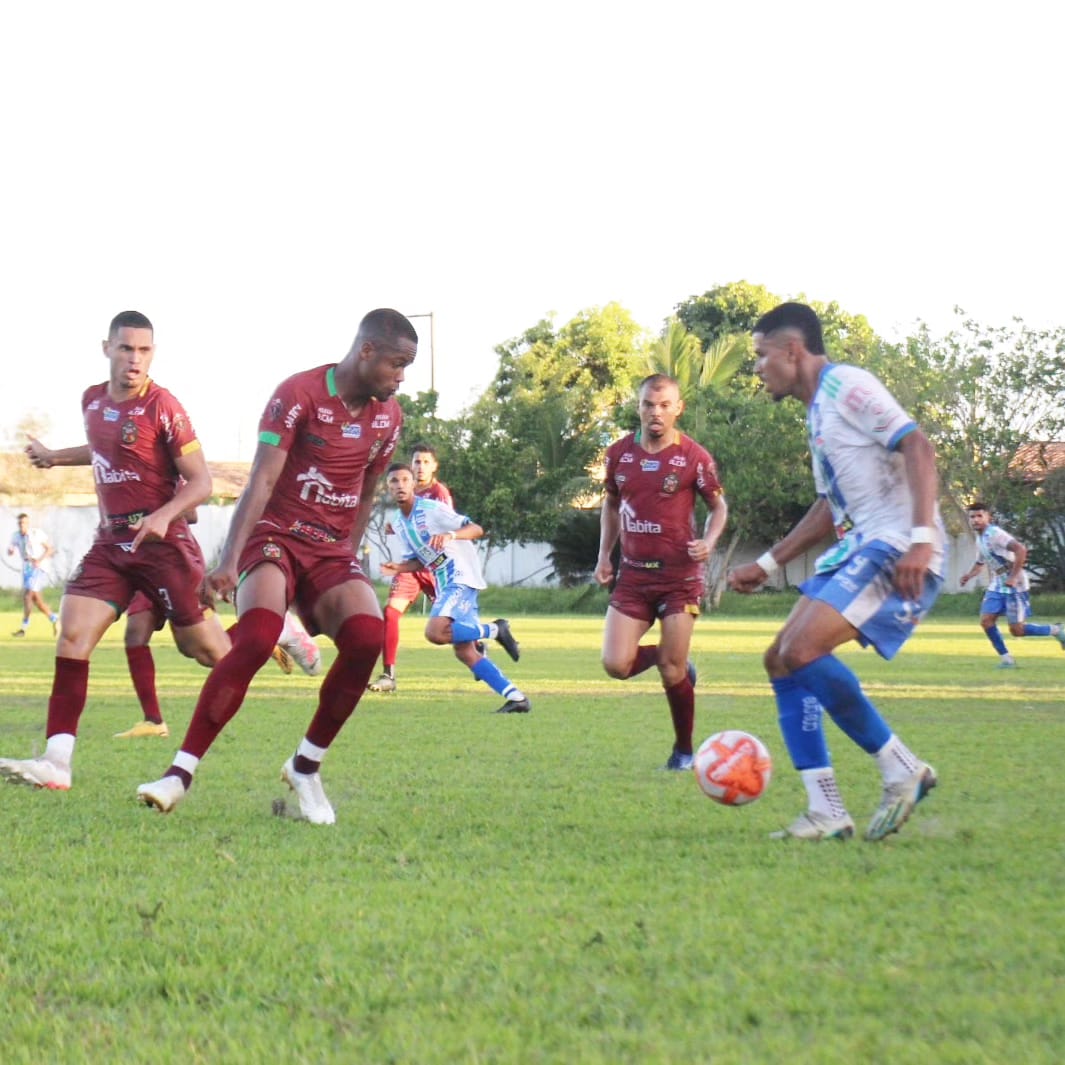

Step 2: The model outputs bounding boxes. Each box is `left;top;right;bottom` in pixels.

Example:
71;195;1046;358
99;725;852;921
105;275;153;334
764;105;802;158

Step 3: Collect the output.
281;757;336;825
770;809;855;841
137;774;187;814
0;756;71;791
865;763;938;841
279;631;322;676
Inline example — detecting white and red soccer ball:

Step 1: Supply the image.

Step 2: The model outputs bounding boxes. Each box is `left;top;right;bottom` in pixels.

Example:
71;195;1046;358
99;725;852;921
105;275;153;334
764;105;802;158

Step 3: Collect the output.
693;730;772;806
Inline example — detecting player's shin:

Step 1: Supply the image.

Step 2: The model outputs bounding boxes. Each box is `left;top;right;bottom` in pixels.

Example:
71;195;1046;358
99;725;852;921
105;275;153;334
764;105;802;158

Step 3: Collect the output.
788;656;891;754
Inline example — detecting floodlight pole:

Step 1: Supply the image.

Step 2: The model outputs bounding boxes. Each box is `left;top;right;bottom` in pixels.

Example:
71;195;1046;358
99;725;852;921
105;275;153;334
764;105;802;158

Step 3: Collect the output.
406;312;435;393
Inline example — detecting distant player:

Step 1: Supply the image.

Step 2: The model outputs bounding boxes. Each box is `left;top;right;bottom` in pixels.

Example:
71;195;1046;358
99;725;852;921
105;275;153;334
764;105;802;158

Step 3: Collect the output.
369;443;452;693
960;501;1065;667
595;374;728;770
7;512;59;637
381;463;527;712
729;302;940;842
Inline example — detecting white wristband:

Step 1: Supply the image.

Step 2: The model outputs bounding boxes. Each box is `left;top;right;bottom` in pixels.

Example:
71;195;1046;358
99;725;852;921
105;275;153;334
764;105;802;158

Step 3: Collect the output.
756;551;780;577
910;526;935;544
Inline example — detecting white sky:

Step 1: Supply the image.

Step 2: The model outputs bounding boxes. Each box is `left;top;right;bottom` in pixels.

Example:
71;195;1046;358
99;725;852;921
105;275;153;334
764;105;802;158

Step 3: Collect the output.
2;1;1061;460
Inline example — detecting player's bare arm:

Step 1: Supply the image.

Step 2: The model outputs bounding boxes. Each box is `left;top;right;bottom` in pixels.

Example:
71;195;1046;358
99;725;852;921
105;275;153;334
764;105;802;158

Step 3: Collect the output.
892;429;938;602
728;497;835;594
130;448;212;553
595;495;621;586
206;442;287;601
25;438;92;469
688;493;728;563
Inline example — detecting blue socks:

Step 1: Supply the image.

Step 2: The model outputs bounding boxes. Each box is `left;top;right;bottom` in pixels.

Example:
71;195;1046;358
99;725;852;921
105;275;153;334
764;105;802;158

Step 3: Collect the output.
984;626;1009;655
771;676;830;770
788;656;891;755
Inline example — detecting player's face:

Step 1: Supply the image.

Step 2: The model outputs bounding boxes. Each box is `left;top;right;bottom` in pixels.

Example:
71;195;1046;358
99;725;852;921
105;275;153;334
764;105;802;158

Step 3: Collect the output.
967;509;991;533
638;383;683;440
17;516;29;534
753;331;798;402
411;450;437;486
387;468;416;508
363;338;417;401
102;327;155;396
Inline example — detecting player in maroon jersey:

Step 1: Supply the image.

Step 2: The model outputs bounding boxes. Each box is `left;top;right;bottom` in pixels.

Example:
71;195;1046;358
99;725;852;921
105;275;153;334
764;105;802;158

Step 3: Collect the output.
594;374;728;771
137;308;417;823
0;311;225;791
369;443;452;692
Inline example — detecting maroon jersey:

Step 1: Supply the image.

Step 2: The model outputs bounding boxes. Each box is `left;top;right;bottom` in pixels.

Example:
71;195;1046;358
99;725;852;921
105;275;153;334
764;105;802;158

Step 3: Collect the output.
257;364;402;542
82;379;202;542
416;479;452;507
604;430;723;576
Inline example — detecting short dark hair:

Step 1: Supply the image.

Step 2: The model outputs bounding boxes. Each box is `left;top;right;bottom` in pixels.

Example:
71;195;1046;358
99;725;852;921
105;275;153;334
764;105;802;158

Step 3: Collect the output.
967;501;991;513
753;302;826;355
109;310;154;338
410;443;437;460
16;512;28;521
638;373;680;393
387;462;412;476
356;309;418;349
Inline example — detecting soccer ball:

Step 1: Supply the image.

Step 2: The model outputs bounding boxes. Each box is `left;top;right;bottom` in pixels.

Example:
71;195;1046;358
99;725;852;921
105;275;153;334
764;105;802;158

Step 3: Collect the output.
693;730;772;806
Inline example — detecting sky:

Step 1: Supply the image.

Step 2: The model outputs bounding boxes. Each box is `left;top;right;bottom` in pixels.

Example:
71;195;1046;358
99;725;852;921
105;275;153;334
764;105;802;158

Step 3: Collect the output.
2;1;1062;461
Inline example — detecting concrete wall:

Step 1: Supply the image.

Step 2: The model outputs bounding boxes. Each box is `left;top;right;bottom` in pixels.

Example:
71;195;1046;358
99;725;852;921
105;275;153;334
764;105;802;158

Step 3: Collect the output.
0;503;983;593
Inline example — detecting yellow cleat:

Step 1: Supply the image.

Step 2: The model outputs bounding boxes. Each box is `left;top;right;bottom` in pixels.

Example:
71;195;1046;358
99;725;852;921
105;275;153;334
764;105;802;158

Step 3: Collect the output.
114;721;170;739
271;645;294;674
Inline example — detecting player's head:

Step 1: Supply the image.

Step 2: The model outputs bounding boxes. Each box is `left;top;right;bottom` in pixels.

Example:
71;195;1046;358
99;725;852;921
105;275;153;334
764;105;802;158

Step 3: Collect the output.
385;462;416;508
410;443;439;486
352;309;418;402
637;374;683;441
966;502;992;532
752;302;826;403
16;513;29;532
103;310;155;393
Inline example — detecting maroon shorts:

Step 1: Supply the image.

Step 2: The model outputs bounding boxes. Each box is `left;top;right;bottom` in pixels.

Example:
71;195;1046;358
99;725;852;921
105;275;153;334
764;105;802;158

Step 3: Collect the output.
239;527;371;636
66;533;209;628
388;568;436;604
608;567;704;624
127;591;167;631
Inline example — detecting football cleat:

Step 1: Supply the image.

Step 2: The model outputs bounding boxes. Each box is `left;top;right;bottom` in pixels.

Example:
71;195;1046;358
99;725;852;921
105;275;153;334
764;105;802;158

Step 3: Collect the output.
271;645;294;674
11;629;26;638
281;757;336;825
865;763;937;841
368;673;397;693
114;720;170;739
662;749;695;772
494;697;531;714
770;810;855;841
137;774;187;814
493;619;520;662
995;658;1017;670
0;756;71;790
278;630;322;676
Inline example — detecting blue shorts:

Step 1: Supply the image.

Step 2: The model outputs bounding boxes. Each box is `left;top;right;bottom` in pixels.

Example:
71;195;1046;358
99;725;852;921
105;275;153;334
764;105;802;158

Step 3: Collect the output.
980;588;1031;624
799;540;943;660
430;584;481;625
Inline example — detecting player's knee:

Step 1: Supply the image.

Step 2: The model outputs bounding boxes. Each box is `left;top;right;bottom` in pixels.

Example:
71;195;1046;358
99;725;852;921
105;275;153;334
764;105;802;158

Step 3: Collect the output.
335;614;384;662
425;621;451;646
1008;622;1025;637
601;654;630;680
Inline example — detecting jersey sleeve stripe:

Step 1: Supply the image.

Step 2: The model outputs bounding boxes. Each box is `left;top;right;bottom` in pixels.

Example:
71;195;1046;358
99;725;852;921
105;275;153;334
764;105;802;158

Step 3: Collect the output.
886;422;917;450
179;440;203;456
259;430;282;446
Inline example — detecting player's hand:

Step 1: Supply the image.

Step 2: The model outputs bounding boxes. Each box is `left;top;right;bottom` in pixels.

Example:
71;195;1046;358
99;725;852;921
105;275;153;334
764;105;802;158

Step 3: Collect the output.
129;512;170;552
24;437;54;469
594;557;614;587
728;562;768;595
380;562;400;576
686;539;711;563
428;532;454;551
959;572;970;587
892;543;933;603
202;564;238;606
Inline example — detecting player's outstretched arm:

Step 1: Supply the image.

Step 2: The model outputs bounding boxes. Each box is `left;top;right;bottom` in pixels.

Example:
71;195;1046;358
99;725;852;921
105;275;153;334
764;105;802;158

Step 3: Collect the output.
25;437;92;469
893;429;938;601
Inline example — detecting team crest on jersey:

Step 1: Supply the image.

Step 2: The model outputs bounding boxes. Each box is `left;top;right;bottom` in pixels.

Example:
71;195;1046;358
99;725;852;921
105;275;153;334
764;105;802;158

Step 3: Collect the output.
121;419;138;444
104;407;121;422
342;423;362;439
317;407;334;424
371;414;391;429
615;474;627;486
268;398;284;422
640;458;660;472
619;453;634;463
262;542;282;560
662;472;679;495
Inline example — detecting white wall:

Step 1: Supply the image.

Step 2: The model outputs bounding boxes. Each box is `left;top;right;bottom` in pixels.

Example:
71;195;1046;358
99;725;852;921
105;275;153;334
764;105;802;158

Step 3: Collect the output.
0;503;984;593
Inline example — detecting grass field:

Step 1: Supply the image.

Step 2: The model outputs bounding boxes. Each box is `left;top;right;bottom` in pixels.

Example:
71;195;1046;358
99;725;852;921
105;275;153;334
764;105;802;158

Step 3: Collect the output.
0;603;1062;1064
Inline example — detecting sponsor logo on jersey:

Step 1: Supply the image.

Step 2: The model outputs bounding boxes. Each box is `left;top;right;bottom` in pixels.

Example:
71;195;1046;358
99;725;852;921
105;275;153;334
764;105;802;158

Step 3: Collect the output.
317;407;334;424
121;420;138;444
640;458;660;472
288;520;339;544
91;451;142;485
296;466;360;508
304;433;326;448
367;439;384;462
262;542;282;560
371;414;391;429
87;399;101;411
268;398;283;422
104;407;121;422
668;455;687;467
619;500;662;534
284;403;303;430
342;423;362;439
662;472;679;495
615;474;627;486
129;406;145;416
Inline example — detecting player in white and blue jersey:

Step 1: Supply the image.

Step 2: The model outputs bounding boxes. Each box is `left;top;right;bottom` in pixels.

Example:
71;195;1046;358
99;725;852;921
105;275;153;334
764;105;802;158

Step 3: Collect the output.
960;502;1064;667
381;464;530;713
729;302;939;843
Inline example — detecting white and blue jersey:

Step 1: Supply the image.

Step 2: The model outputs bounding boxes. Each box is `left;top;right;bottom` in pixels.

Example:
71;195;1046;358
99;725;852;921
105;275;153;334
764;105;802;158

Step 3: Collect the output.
974;524;1028;593
808;364;945;576
392;497;485;594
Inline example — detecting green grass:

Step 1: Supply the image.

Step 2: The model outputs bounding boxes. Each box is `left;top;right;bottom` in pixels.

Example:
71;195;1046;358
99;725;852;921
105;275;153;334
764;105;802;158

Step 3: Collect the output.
0;608;1063;1063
